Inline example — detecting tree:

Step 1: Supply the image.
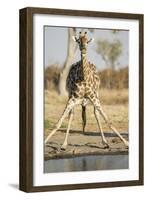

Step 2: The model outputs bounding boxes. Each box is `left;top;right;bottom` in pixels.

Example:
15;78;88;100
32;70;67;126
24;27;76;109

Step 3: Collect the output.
58;28;78;96
96;39;122;70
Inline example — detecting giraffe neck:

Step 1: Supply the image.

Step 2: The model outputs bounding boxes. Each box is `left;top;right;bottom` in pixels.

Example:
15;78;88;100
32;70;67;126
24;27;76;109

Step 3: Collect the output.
81;53;89;80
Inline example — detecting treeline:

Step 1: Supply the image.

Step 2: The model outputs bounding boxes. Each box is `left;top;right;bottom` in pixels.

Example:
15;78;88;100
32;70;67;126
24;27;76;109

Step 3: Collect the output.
99;67;128;89
44;64;128;90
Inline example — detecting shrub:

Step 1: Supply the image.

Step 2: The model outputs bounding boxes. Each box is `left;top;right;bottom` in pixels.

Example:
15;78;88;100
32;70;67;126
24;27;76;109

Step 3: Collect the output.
44;64;128;90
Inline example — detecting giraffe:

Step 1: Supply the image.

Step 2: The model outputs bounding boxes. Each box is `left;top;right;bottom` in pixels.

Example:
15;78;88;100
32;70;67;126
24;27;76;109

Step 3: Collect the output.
45;31;129;150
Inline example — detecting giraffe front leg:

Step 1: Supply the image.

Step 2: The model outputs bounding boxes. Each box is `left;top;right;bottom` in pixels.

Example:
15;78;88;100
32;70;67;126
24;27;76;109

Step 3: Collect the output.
94;107;109;149
45;98;76;145
97;105;129;148
90;96;129;148
61;109;74;150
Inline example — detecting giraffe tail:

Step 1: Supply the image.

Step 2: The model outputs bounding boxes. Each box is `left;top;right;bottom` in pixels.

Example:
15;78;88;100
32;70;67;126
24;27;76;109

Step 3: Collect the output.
82;105;86;134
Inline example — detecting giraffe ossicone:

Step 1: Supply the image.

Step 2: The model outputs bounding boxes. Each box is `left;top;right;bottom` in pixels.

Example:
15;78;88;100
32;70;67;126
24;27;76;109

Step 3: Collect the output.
45;31;129;150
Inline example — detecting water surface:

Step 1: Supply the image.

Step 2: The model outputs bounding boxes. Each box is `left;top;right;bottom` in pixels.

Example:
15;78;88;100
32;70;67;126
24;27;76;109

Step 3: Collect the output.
44;154;128;173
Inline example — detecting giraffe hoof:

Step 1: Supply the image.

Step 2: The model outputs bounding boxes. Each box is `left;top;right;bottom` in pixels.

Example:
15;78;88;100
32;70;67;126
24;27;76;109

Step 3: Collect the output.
60;145;67;151
103;144;110;149
102;141;110;149
125;141;129;148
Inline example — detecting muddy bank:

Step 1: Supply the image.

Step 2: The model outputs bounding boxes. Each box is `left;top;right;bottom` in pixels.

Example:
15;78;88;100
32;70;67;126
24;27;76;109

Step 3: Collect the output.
44;130;128;160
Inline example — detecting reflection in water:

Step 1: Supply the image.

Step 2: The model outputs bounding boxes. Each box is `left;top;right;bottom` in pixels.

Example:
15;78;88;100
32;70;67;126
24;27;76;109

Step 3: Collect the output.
44;154;128;173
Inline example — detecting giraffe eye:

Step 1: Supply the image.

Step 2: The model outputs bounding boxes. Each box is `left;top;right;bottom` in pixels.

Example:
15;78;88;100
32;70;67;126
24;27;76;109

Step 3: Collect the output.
79;32;81;34
85;31;87;34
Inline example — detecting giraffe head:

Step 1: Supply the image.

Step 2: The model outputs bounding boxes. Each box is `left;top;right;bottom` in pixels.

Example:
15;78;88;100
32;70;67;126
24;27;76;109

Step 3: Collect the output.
72;31;94;55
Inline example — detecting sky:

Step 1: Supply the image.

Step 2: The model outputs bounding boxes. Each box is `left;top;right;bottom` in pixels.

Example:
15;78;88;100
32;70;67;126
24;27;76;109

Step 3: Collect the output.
44;26;129;70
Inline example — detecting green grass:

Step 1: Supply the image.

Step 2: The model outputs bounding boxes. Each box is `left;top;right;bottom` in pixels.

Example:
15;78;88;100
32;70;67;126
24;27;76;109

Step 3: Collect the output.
44;119;67;129
44;119;53;129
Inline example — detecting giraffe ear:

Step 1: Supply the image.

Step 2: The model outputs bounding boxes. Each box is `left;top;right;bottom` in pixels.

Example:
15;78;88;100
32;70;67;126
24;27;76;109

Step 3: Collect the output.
88;38;94;43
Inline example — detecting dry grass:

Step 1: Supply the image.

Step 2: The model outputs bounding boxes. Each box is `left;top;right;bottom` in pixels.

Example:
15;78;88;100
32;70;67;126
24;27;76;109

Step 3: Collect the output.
44;89;128;134
99;88;128;105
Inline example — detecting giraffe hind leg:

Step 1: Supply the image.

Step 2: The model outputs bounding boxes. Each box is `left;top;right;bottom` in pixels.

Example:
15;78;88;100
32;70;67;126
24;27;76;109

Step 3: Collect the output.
82;105;86;133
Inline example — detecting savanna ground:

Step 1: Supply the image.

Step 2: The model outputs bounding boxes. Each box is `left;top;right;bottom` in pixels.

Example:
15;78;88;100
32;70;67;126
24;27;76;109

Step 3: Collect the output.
44;89;129;160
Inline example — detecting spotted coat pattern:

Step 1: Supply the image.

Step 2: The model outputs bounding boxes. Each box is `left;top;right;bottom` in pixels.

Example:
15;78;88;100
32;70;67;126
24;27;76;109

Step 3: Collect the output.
44;32;129;149
66;60;100;101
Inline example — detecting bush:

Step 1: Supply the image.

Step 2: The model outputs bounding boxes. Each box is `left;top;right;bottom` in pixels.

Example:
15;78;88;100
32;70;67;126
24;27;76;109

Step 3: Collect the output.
44;64;61;90
99;67;128;89
44;64;128;90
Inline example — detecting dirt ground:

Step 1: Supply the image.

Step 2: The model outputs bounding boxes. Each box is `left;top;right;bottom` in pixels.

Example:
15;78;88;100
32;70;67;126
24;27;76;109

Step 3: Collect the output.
44;90;129;160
